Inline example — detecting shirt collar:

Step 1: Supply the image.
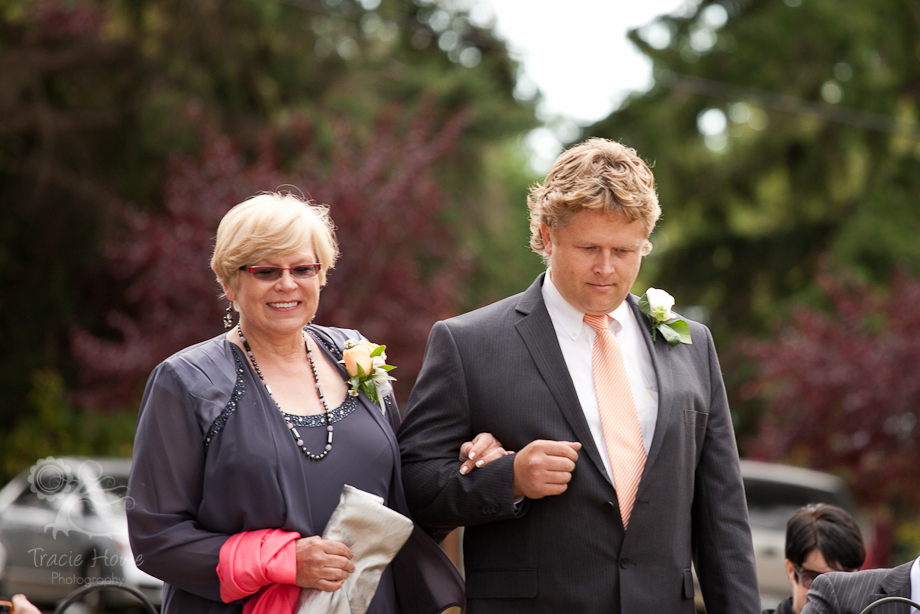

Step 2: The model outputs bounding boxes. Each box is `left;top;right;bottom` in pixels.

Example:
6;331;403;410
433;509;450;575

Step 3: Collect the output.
542;270;632;339
610;297;632;334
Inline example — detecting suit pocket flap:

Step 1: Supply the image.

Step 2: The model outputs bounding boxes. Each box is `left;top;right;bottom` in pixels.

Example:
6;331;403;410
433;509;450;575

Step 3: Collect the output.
683;409;708;429
683;567;695;599
467;568;538;599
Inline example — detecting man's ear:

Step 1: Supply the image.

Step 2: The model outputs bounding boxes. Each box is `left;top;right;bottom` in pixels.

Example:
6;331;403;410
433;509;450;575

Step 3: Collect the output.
785;559;797;586
541;223;554;256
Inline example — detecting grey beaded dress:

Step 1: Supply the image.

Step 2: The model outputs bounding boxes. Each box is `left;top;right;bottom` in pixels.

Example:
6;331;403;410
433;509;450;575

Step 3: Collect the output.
127;325;465;614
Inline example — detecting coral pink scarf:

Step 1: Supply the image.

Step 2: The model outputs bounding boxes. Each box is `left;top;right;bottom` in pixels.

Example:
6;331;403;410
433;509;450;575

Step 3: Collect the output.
217;529;301;614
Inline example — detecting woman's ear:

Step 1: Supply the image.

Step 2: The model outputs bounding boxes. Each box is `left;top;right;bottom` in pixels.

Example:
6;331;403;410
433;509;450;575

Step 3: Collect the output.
222;282;236;303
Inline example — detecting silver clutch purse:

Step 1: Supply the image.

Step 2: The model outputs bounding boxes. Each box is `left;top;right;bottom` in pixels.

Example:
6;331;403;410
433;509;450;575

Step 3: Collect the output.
296;485;414;614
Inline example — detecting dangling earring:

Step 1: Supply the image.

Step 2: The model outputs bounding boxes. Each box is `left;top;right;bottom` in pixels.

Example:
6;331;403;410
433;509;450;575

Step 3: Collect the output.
308;315;316;325
223;302;235;330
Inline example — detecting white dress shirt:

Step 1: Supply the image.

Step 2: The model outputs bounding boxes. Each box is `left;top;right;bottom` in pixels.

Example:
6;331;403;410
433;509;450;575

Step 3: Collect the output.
542;272;659;483
910;555;920;613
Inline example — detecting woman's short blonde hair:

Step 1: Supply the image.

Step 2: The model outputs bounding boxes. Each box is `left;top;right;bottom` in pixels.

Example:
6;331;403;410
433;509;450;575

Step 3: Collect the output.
211;192;339;291
528;138;660;260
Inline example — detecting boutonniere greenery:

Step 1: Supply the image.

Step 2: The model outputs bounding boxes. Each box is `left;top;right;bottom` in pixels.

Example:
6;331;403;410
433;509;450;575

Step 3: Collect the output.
341;339;397;405
639;288;692;347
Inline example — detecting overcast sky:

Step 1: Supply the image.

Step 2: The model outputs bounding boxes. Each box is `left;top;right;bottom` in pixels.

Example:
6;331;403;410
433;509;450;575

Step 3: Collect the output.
476;0;689;169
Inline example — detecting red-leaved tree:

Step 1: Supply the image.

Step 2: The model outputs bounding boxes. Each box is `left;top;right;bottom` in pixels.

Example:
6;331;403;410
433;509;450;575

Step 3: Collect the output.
71;103;471;407
744;268;920;563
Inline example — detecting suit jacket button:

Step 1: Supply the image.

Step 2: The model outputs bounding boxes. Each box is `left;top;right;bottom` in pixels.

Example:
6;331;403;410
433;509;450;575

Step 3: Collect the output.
605;501;616;511
620;558;632;569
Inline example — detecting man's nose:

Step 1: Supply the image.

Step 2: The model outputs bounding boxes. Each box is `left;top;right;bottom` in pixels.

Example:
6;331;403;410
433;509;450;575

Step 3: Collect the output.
594;252;617;275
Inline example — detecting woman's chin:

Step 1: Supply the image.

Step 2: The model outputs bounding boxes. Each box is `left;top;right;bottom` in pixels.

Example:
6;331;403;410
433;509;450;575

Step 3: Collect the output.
245;315;311;338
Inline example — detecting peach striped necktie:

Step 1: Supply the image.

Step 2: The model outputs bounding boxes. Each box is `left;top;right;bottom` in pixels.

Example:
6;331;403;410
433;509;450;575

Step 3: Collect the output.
583;313;646;528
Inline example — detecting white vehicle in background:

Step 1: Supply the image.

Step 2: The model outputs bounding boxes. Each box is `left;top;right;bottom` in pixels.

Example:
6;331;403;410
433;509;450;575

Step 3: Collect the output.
741;460;864;609
695;460;865;612
0;457;162;610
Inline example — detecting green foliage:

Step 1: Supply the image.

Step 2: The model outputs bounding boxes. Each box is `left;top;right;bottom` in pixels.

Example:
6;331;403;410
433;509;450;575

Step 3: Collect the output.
586;0;920;441
660;320;693;346
589;0;920;338
1;370;135;482
894;515;920;565
0;0;536;425
459;137;546;307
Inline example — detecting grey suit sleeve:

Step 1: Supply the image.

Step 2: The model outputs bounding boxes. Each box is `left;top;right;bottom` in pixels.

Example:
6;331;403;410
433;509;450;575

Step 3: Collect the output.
398;321;519;531
801;574;841;614
692;326;761;614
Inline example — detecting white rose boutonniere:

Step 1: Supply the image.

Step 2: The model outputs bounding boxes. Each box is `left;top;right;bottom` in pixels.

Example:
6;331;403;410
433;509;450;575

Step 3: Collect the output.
639;288;692;347
341;339;396;408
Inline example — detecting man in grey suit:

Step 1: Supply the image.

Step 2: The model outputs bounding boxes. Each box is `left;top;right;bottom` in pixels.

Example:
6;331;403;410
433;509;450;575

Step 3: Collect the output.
398;138;760;613
801;557;920;614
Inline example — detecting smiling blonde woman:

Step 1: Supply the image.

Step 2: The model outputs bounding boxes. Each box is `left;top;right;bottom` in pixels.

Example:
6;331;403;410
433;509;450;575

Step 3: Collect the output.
127;191;505;614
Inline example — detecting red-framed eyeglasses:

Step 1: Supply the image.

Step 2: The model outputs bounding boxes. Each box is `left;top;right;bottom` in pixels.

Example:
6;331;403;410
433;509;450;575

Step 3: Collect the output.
239;264;322;282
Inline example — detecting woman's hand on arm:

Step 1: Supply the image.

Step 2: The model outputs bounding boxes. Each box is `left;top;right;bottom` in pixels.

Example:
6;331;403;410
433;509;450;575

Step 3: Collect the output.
459;432;514;475
294;536;355;592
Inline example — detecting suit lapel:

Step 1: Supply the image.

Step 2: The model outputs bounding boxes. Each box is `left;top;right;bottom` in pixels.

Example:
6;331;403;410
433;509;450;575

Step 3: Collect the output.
514;274;613;488
870;561;915;613
627;294;673;486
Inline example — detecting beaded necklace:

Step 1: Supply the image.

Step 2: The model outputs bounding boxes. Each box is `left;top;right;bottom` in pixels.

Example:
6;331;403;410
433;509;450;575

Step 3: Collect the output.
237;323;333;460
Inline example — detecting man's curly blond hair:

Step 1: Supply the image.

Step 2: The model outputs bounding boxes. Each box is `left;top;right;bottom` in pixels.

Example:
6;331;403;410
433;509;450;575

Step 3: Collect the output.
528;138;660;262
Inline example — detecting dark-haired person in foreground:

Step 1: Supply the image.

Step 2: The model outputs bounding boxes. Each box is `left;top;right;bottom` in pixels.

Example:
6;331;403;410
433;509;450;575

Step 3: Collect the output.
764;504;866;614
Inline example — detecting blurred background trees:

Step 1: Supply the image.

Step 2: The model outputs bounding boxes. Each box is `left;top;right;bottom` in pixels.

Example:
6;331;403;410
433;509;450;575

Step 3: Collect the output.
593;0;920;338
589;0;920;563
0;0;540;472
70;105;477;407
745;269;920;562
2;0;919;564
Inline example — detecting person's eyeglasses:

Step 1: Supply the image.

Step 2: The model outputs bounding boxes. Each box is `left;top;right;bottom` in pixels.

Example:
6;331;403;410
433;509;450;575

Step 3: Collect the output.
793;564;826;589
239;264;321;281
